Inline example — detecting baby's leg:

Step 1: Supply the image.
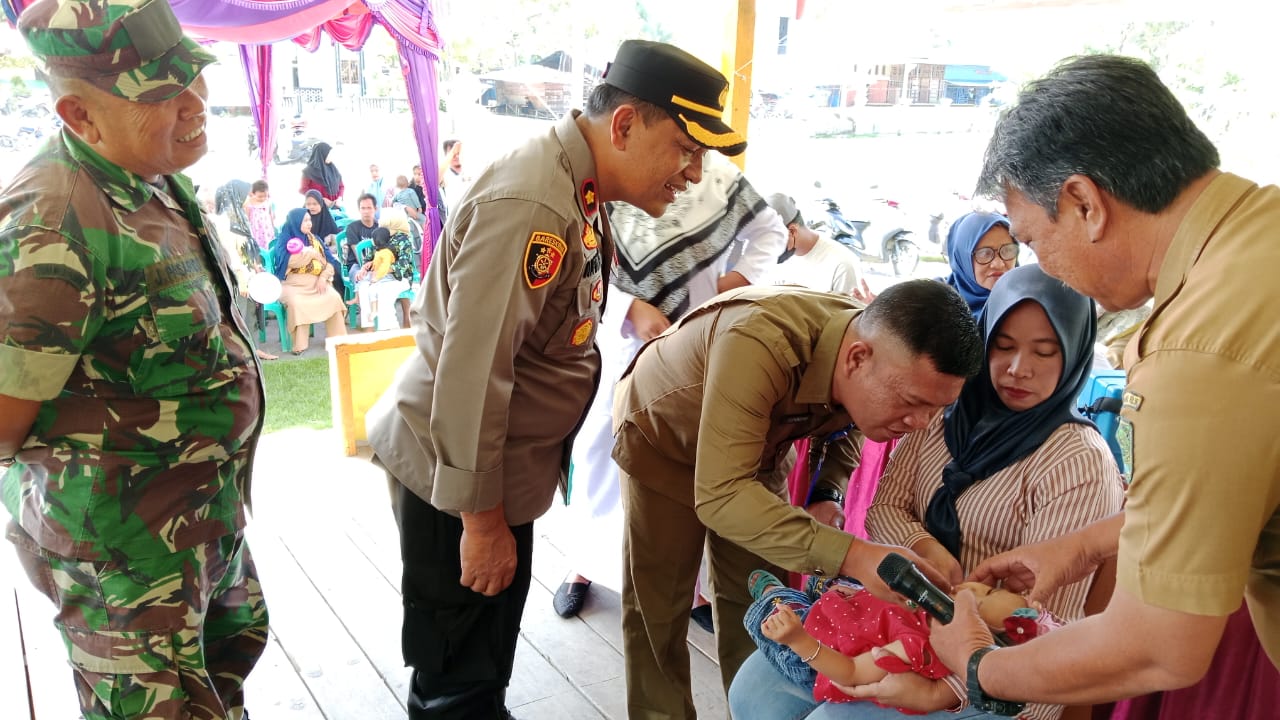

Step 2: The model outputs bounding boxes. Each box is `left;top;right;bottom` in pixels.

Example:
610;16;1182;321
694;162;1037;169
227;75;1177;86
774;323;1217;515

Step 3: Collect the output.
743;575;817;690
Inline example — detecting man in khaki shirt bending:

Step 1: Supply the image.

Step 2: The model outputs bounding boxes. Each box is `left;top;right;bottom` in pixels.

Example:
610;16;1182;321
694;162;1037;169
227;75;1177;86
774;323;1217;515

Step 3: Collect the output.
612;281;984;717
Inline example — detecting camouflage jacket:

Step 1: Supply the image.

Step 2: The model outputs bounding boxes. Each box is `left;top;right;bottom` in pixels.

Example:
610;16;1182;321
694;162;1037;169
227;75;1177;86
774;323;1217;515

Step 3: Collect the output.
0;130;265;560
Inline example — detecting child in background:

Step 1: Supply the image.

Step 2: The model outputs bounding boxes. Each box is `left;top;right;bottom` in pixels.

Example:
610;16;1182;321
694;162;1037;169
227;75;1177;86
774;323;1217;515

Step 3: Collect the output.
392;174;423;221
369;230;397;282
243;179;276;251
351;226;410;331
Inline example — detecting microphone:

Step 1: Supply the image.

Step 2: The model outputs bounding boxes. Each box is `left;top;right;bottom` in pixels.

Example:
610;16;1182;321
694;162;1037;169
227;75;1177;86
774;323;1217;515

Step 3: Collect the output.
877;552;1013;646
877;552;954;623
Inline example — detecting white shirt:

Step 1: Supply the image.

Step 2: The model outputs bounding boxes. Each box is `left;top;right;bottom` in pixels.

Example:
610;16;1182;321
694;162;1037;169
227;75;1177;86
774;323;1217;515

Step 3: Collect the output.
771;234;862;294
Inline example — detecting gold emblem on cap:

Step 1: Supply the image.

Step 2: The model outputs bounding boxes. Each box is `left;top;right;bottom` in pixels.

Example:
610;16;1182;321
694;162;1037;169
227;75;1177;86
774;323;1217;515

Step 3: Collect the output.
718;85;729;110
671;94;724;118
677;113;743;148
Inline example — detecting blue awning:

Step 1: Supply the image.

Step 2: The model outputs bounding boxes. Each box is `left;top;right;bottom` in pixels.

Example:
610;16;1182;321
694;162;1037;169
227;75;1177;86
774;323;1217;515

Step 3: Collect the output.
944;65;1007;86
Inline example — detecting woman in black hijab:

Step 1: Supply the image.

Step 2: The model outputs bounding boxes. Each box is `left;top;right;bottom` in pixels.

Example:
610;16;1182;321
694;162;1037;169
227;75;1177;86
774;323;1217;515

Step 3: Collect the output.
300;141;344;206
302;189;344;297
922;263;1113;564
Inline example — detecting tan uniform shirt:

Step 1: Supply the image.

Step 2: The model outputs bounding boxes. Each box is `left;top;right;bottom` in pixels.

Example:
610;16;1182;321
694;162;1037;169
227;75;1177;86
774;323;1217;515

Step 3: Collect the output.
367;112;612;526
612;286;863;578
1116;173;1280;664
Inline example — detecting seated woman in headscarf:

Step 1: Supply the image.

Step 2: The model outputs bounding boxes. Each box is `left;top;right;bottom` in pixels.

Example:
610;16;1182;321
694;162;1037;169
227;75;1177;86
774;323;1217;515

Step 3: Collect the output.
942;211;1018;321
303;188;341;249
300;142;344;207
731;264;1124;720
271;207;348;355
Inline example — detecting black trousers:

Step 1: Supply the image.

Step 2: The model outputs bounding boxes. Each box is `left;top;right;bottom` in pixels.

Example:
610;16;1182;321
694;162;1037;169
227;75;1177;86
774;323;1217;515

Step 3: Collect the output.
394;480;533;720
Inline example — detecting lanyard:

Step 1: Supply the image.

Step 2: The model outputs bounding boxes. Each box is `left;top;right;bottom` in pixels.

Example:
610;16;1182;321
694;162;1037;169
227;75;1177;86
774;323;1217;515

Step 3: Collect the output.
803;424;854;505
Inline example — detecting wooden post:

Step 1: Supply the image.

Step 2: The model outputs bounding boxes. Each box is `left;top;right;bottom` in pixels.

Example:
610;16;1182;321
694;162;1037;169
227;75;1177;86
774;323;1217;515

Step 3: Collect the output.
722;0;755;172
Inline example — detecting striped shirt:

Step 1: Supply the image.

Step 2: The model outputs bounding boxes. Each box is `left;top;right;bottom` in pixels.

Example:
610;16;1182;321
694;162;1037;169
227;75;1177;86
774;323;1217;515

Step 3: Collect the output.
866;411;1125;720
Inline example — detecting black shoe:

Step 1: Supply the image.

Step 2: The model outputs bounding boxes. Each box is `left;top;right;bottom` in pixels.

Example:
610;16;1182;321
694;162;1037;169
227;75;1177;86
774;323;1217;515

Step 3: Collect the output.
552;578;591;618
690;604;715;633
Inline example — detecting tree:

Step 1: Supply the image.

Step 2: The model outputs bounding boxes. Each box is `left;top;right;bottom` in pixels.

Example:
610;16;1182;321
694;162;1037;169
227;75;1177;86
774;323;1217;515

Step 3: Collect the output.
1083;21;1258;135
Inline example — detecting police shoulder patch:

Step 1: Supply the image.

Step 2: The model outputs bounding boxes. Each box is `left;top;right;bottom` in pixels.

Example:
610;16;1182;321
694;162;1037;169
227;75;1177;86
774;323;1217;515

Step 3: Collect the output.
524;231;567;289
571;317;594;346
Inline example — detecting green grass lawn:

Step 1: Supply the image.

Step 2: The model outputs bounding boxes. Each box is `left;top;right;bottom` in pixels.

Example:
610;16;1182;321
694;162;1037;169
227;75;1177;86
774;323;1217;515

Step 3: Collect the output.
261;357;331;434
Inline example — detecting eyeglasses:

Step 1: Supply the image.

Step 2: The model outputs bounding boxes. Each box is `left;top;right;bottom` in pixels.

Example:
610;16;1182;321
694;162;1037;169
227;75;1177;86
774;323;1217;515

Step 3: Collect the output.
973;242;1019;265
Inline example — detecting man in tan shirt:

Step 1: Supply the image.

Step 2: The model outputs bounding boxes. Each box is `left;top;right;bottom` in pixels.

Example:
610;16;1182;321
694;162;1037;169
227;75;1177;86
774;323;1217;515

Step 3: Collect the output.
612;281;985;717
930;55;1280;715
366;40;748;719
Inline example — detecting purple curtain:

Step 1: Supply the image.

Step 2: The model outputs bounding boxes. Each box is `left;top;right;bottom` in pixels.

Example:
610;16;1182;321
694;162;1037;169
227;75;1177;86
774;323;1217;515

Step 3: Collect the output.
12;0;445;251
239;44;276;179
1;0;29;27
170;0;355;44
394;38;443;268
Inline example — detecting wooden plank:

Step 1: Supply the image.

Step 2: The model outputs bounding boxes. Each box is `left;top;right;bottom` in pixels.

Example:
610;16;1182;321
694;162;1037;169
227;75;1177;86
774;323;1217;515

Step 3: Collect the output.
579;676;626;720
507;637;575;709
246;528;406;719
342;519;402;594
518;580;624;690
0;549;34;720
511;688;607;720
273;517;411;703
579;653;726;720
12;573;82;720
531;497;727;718
243;633;326;720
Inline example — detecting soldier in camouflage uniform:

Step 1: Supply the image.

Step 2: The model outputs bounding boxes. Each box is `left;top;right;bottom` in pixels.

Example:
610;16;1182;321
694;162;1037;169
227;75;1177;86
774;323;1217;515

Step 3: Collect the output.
0;1;267;719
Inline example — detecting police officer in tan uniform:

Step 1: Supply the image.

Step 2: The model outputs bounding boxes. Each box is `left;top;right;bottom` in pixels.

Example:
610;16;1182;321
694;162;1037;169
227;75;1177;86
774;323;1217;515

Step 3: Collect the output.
613;281;985;717
366;40;747;719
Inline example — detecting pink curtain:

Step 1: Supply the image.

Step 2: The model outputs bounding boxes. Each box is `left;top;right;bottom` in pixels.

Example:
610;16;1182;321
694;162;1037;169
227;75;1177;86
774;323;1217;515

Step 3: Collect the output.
238;44;275;179
785;436;896;541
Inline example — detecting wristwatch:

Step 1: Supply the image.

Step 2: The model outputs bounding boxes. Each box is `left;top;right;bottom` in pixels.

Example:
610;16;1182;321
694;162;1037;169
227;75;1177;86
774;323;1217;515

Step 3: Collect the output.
966;646;1025;716
807;484;844;506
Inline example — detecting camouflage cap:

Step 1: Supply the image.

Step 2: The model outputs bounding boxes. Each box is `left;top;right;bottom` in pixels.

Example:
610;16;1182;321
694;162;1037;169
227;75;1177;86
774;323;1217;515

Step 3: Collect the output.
19;0;215;103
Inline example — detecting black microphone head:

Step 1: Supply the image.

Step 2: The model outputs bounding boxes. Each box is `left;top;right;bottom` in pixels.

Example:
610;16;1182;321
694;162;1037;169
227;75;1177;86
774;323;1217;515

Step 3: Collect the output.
876;551;955;624
877;551;913;586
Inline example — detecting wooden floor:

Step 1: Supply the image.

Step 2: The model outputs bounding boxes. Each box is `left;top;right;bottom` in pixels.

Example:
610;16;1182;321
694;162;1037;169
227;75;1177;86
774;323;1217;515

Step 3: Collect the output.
0;428;729;719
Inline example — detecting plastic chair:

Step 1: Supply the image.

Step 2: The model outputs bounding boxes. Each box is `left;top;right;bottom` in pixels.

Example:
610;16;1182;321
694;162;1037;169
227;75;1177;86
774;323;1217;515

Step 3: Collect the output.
257;248;292;353
1077;369;1127;480
353;237;417;331
332;229;362;330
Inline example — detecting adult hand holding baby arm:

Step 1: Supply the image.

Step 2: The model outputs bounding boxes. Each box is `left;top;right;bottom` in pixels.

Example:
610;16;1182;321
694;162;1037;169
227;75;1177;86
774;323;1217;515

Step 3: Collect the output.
833;661;963;712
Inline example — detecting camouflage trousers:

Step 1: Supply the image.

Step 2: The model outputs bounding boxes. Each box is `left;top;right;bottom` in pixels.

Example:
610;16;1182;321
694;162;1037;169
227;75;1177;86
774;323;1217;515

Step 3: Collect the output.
8;524;268;720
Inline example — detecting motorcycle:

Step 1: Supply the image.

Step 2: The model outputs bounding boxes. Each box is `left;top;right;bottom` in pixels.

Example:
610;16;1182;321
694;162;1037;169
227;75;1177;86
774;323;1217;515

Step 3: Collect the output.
247;117;320;165
813;194;920;277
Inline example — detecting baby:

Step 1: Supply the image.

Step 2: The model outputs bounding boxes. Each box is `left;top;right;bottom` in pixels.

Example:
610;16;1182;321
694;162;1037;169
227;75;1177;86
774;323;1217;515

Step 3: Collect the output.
745;570;1060;711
